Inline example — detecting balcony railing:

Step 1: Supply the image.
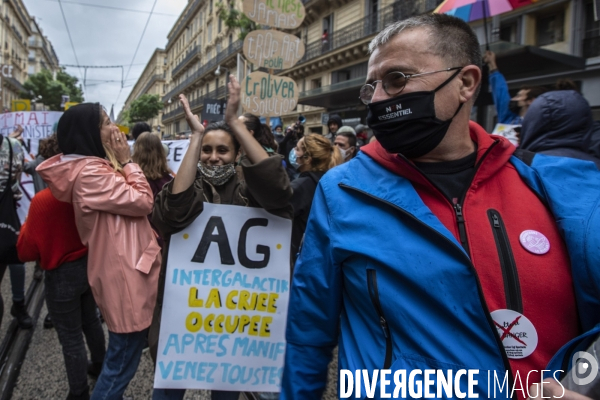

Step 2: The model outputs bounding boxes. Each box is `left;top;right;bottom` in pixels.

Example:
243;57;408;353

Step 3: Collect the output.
171;46;200;78
297;0;442;67
162;87;227;122
162;40;242;102
140;74;164;96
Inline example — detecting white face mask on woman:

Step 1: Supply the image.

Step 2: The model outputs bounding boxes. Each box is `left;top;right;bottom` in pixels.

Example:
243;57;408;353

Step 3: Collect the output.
289;148;301;169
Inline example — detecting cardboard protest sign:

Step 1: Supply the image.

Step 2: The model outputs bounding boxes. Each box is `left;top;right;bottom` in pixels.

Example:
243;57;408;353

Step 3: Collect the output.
242;71;298;117
0;111;63;139
154;203;291;392
243;30;305;70
243;0;305;29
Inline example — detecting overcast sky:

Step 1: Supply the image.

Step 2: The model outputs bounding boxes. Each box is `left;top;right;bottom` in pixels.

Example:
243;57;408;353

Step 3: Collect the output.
24;0;188;116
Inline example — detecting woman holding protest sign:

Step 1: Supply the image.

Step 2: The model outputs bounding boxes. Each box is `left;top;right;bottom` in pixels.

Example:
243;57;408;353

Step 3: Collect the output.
150;75;293;400
37;103;161;400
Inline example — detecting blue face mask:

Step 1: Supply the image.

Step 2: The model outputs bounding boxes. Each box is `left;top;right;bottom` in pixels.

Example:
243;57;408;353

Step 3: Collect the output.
289;148;300;169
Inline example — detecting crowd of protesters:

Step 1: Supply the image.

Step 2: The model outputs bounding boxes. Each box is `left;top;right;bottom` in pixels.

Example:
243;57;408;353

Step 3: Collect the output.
0;13;600;400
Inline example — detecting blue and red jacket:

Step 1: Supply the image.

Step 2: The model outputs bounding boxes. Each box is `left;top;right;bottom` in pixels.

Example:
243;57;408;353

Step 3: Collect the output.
282;122;600;399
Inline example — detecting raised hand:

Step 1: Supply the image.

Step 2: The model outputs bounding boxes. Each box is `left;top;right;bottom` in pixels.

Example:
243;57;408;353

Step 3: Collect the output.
179;94;204;138
110;127;131;165
225;75;241;124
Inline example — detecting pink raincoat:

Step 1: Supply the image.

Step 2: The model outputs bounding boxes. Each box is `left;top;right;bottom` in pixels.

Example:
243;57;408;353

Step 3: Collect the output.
37;154;161;333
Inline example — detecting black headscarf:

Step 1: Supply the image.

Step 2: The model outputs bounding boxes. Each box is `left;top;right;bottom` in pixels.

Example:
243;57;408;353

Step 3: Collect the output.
57;103;106;158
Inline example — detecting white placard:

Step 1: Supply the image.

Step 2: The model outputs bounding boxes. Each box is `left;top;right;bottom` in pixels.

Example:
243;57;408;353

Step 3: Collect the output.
0;111;63;139
154;203;291;391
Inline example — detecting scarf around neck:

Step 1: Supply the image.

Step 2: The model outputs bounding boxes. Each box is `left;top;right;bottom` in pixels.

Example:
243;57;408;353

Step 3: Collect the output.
198;162;236;186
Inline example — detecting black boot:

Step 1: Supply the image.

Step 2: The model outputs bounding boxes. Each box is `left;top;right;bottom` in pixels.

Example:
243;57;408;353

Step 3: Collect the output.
11;300;33;329
66;388;90;400
87;361;103;379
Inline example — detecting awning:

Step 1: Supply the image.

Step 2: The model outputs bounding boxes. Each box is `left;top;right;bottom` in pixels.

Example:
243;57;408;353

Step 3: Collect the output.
298;77;364;108
489;41;585;80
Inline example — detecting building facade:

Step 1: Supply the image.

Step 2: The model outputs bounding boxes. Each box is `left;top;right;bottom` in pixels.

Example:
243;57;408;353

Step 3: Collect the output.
158;0;244;138
120;48;167;133
0;0;32;111
28;17;59;77
133;0;600;136
280;0;600;133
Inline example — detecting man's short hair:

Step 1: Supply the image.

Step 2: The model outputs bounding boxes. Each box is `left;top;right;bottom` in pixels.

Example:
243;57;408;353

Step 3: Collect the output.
369;14;482;71
132;122;152;140
337;131;357;148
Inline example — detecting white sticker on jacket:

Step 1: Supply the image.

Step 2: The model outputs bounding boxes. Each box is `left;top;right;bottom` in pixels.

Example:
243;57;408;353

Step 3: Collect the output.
491;309;538;359
519;230;550;255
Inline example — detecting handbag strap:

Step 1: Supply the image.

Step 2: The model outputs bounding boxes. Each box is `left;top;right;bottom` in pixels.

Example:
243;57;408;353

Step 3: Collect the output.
6;136;14;188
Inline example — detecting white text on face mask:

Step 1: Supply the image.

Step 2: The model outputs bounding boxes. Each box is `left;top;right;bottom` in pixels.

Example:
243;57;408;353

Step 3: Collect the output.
378;108;413;121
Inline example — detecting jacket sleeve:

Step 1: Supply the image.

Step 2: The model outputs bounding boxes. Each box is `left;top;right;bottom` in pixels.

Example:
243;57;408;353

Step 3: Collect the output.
241;155;293;219
151;173;205;237
16;201;39;263
23;156;42;175
74;162;154;217
281;181;341;399
489;70;519;124
290;177;310;218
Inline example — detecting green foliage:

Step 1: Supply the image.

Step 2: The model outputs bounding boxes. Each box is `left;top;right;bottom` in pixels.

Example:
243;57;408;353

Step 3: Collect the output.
128;94;163;122
21;69;84;111
217;1;256;40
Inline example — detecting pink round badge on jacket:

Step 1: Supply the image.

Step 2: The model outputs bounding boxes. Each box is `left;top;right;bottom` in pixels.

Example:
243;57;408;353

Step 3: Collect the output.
519;230;550;255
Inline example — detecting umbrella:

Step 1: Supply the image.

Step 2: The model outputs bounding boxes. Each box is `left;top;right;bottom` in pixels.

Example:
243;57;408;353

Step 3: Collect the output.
434;0;534;49
434;0;534;22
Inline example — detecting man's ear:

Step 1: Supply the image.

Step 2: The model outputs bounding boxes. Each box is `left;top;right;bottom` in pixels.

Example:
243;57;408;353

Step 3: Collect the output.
459;65;482;103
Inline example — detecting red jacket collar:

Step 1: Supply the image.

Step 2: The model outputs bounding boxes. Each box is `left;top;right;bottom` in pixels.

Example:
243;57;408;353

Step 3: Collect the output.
361;121;516;193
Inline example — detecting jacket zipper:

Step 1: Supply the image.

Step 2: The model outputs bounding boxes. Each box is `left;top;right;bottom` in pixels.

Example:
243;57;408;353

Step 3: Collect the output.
366;269;393;369
453;203;470;255
487;209;523;313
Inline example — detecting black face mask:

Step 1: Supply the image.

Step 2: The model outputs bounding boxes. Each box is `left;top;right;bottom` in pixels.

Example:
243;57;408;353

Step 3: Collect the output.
508;100;521;115
366;69;462;159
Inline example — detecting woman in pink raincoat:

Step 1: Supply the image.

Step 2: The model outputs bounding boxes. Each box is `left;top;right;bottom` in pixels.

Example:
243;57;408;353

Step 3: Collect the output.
37;103;161;400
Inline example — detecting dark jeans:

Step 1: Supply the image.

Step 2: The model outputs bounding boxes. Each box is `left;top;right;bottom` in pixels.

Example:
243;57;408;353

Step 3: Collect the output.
8;263;25;301
45;256;106;396
91;329;148;400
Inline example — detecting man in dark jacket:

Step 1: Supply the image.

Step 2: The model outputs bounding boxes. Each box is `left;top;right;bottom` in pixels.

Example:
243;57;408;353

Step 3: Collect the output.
520;90;600;169
324;114;342;143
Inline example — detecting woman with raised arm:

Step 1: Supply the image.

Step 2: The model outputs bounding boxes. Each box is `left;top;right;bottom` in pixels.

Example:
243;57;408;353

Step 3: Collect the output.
150;76;293;400
37;103;161;400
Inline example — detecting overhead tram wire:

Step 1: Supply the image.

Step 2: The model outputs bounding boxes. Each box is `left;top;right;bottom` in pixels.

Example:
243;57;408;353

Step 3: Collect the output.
57;0;84;84
42;0;179;17
113;0;159;108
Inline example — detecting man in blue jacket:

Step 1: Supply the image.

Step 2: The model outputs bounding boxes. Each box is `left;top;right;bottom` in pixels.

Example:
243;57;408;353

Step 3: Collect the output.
282;13;599;400
484;50;548;124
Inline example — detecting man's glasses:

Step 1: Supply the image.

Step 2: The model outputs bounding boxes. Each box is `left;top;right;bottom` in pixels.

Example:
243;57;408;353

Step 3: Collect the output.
359;67;463;105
